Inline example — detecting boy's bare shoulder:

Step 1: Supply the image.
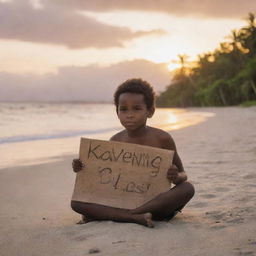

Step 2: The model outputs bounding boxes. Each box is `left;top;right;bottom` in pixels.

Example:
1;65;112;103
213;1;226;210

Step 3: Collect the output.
148;126;176;150
109;130;126;141
148;126;171;138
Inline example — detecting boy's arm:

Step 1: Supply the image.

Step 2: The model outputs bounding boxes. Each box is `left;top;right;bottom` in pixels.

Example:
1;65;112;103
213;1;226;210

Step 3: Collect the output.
164;134;187;185
168;164;187;185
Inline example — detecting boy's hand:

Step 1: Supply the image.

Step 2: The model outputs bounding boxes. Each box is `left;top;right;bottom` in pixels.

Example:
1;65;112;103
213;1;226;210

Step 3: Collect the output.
167;164;179;183
72;159;85;173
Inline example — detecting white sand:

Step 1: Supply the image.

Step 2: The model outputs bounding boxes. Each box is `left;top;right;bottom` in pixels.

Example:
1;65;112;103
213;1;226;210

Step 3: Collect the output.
1;107;256;256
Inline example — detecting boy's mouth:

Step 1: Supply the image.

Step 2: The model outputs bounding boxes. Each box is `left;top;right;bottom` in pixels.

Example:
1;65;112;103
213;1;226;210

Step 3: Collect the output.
125;122;136;126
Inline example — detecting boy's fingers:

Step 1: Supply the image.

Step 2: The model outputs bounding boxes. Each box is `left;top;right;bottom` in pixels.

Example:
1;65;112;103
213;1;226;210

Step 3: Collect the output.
167;170;178;176
169;165;178;171
167;175;177;179
167;173;177;179
72;159;85;173
72;159;84;165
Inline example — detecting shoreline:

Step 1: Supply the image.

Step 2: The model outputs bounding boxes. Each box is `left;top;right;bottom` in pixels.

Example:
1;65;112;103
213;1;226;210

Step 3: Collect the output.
0;106;215;169
1;106;256;256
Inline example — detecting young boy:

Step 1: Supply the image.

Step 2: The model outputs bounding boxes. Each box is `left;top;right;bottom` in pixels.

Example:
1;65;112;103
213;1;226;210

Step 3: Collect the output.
71;78;194;227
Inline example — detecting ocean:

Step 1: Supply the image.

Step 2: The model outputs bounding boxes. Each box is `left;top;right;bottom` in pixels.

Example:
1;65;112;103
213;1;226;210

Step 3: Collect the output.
0;103;214;169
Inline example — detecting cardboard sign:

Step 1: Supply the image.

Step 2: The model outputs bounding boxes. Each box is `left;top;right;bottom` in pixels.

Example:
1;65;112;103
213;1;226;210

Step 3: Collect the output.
72;138;174;209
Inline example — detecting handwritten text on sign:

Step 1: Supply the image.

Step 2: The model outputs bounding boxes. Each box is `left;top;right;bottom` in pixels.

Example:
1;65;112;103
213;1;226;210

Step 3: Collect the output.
72;138;174;209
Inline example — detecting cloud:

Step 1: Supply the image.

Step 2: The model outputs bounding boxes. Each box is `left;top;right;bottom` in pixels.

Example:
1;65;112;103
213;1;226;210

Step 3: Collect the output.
0;0;165;48
0;59;171;102
45;0;256;18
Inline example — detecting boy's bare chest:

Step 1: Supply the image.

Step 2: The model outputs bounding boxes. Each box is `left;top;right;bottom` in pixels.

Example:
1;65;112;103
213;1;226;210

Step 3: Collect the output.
125;135;162;149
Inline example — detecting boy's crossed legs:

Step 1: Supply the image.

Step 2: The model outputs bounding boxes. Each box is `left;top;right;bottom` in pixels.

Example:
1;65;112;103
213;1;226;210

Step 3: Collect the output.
71;181;194;227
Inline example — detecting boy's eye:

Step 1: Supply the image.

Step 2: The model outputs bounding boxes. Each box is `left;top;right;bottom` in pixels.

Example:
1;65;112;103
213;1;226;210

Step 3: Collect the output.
118;105;143;111
134;106;142;110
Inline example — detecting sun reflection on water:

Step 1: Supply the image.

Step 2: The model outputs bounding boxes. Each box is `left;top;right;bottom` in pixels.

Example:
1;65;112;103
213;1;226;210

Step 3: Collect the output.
149;108;215;131
167;112;179;124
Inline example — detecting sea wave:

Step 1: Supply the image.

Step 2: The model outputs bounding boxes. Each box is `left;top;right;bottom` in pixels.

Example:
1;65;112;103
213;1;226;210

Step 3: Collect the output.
0;127;120;144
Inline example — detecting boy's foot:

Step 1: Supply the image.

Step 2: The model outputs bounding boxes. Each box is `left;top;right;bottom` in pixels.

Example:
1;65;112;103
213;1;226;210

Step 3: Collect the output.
137;213;154;228
76;215;93;224
76;213;154;228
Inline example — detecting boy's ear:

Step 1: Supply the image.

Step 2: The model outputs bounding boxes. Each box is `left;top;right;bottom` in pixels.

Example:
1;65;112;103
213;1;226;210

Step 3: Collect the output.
147;107;155;118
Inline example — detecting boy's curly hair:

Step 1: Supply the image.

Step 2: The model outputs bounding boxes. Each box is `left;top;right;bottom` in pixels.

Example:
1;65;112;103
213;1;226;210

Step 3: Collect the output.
114;78;155;111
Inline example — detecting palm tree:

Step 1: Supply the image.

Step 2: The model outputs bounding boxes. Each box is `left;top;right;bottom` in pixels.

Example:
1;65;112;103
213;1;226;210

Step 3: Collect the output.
240;13;256;57
246;13;255;31
227;29;241;51
177;54;189;73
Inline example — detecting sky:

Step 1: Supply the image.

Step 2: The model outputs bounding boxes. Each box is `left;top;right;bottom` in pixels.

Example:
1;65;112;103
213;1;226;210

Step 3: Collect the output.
0;0;255;102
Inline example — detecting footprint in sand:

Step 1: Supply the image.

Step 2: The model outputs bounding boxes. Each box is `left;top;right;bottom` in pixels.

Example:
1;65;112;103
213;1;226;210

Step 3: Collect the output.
205;211;226;221
205;211;228;229
226;217;244;224
71;233;95;242
201;194;216;199
243;174;256;179
247;184;256;188
248;239;256;245
233;248;254;256
73;235;88;242
210;224;227;230
214;187;230;192
190;202;208;208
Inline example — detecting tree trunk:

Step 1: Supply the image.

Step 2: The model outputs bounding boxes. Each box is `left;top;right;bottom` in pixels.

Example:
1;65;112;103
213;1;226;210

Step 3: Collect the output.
250;79;256;97
219;88;227;105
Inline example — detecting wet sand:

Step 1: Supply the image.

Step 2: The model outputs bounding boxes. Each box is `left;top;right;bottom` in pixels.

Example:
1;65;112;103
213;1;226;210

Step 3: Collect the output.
1;107;256;256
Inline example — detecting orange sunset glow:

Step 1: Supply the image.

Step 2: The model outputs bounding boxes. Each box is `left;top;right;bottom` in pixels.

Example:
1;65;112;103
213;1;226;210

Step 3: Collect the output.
0;0;255;102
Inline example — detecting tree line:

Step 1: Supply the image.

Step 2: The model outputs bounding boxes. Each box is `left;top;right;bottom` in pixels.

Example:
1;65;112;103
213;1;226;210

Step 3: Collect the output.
156;13;256;107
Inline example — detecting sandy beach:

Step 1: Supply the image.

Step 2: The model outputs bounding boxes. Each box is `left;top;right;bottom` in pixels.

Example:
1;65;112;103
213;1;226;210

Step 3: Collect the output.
1;107;256;256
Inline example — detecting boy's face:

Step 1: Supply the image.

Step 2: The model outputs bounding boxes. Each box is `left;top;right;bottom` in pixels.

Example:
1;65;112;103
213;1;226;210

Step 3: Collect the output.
117;92;154;132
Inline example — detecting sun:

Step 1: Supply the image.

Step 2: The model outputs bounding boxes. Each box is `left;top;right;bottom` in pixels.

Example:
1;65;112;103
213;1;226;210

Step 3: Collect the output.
167;62;180;72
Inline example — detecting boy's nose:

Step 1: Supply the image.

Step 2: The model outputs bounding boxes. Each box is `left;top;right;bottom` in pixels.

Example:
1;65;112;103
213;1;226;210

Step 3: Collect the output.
126;111;134;118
